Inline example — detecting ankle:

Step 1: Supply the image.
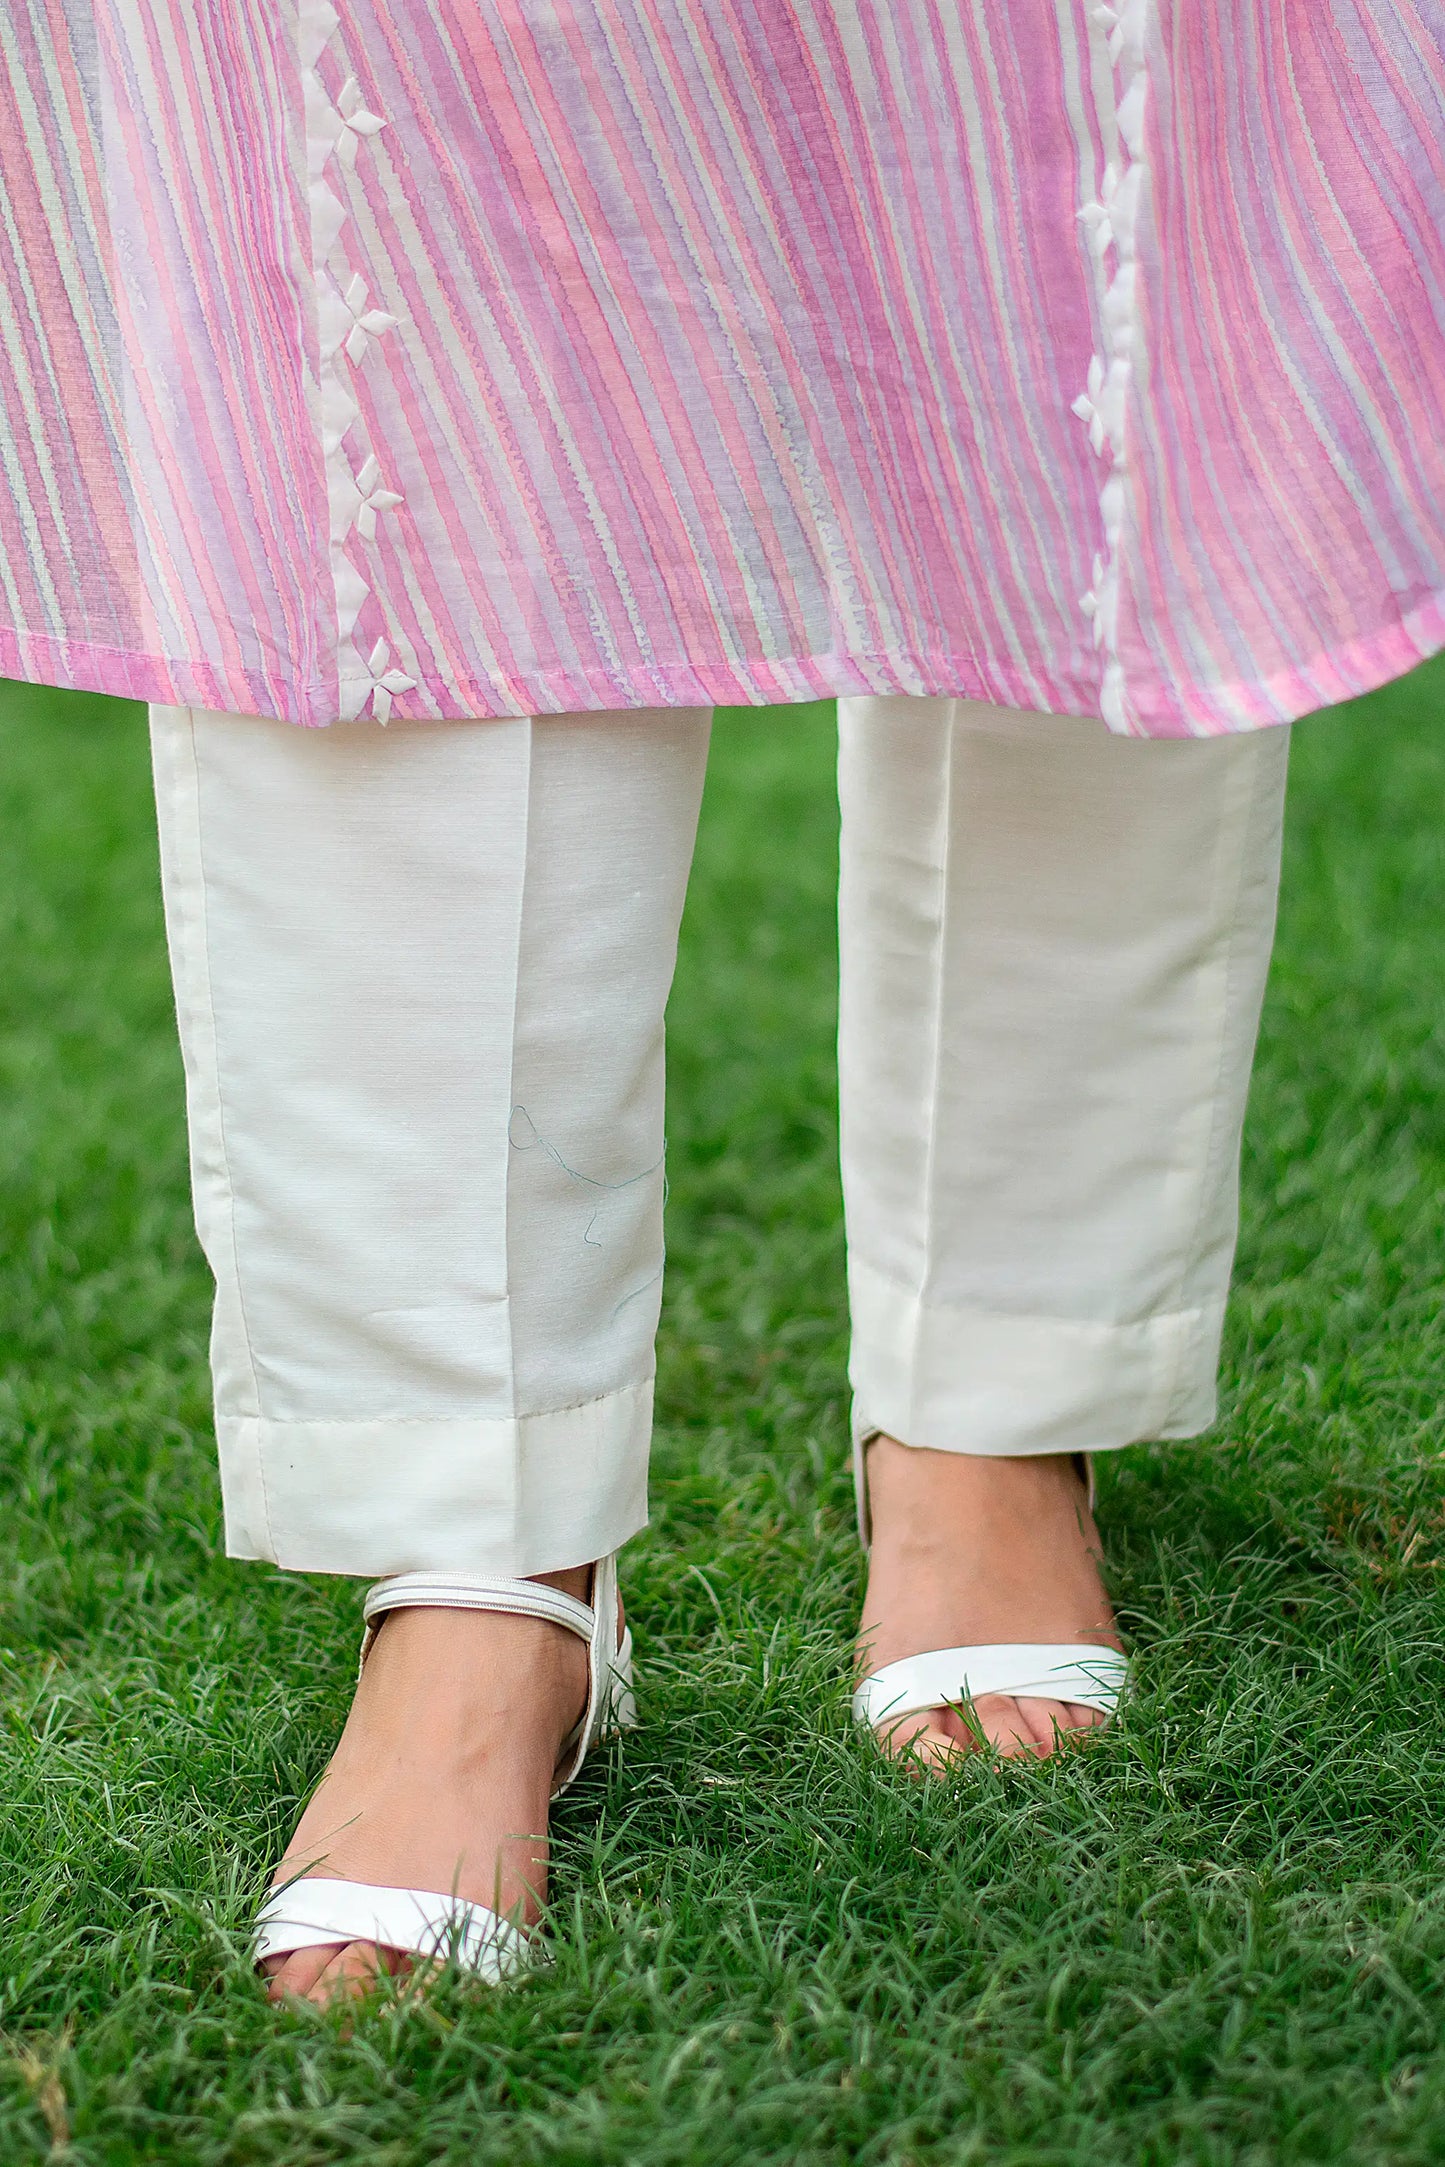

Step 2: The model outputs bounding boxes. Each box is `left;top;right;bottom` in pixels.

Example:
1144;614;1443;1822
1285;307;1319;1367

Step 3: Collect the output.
858;1438;1116;1667
866;1438;1087;1535
534;1563;593;1605
354;1603;590;1761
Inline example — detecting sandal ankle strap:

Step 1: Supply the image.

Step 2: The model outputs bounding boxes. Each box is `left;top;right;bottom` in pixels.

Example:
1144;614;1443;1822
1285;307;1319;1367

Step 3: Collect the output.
362;1572;596;1641
358;1555;634;1794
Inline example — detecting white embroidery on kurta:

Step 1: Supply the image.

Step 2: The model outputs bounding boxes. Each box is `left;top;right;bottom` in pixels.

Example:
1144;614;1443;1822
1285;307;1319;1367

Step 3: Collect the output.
364;638;419;724
334;78;388;165
1073;0;1151;733
300;1;413;723
351;454;407;543
341;274;400;366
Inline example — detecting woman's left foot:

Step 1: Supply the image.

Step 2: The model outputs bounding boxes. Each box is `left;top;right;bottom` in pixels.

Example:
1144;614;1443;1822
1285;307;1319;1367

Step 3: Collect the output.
857;1438;1123;1770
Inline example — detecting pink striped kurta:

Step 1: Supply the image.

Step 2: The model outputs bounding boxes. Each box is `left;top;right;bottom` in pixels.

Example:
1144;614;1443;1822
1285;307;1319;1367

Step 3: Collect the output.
1;2;1442;736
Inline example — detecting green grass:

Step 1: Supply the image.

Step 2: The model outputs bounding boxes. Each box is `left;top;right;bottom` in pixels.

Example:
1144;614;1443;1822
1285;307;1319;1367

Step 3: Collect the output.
0;660;1443;2163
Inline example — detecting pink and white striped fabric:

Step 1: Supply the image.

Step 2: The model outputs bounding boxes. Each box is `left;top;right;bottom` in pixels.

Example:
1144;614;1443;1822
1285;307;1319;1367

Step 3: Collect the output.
1;0;1442;735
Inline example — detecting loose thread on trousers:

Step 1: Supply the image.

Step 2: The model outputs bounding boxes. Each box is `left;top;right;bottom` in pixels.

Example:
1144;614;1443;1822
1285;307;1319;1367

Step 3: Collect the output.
508;1103;667;1246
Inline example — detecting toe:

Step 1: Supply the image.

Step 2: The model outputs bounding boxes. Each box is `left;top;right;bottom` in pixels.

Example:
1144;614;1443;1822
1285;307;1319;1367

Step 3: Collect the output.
316;1941;411;2006
875;1709;970;1774
974;1694;1107;1758
874;1695;1109;1772
262;1945;345;2004
875;1716;966;1768
263;1940;409;2009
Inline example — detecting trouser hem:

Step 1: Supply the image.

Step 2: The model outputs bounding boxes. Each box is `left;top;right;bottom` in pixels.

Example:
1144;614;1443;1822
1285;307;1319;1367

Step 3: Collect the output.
217;1379;653;1579
847;1258;1222;1457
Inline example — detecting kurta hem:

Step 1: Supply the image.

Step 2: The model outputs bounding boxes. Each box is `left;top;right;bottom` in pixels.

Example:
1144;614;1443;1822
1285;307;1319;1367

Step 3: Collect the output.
5;594;1442;737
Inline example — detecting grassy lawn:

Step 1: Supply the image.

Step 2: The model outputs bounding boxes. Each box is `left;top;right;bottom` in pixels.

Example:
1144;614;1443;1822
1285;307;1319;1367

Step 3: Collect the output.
0;662;1443;2163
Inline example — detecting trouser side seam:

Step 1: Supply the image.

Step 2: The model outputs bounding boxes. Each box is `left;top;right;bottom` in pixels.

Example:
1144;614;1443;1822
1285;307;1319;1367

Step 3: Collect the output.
153;707;272;1546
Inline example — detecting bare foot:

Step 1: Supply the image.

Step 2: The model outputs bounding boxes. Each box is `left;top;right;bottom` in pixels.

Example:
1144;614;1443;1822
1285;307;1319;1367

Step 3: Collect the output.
857;1440;1122;1772
261;1565;592;2008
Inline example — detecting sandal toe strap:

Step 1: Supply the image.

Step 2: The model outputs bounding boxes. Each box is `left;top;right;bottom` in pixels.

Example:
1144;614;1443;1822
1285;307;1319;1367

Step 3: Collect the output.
254;1877;531;1980
853;1643;1129;1727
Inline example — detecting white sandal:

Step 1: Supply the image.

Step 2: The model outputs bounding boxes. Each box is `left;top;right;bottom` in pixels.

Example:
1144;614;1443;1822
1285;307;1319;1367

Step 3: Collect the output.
253;1553;635;1983
849;1440;1129;1742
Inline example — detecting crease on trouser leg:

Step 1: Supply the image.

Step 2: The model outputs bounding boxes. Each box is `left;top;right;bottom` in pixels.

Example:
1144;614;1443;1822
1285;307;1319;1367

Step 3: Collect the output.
836;696;1289;1463
149;701;710;1579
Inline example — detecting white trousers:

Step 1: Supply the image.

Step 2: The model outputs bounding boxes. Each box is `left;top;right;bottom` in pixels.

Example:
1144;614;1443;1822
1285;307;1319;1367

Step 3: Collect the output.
149;698;1288;1580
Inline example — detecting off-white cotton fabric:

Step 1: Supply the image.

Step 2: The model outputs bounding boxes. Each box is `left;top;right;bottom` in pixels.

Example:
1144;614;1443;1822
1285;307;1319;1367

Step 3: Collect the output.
838;698;1288;1459
149;697;1287;1580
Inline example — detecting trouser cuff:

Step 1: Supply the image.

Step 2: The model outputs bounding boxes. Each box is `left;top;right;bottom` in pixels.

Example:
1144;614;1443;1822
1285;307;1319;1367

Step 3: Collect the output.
216;1380;653;1579
847;1258;1222;1457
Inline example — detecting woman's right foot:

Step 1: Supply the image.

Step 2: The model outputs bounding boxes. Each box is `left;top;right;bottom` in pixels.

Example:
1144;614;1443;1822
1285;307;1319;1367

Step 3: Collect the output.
262;1567;592;2008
